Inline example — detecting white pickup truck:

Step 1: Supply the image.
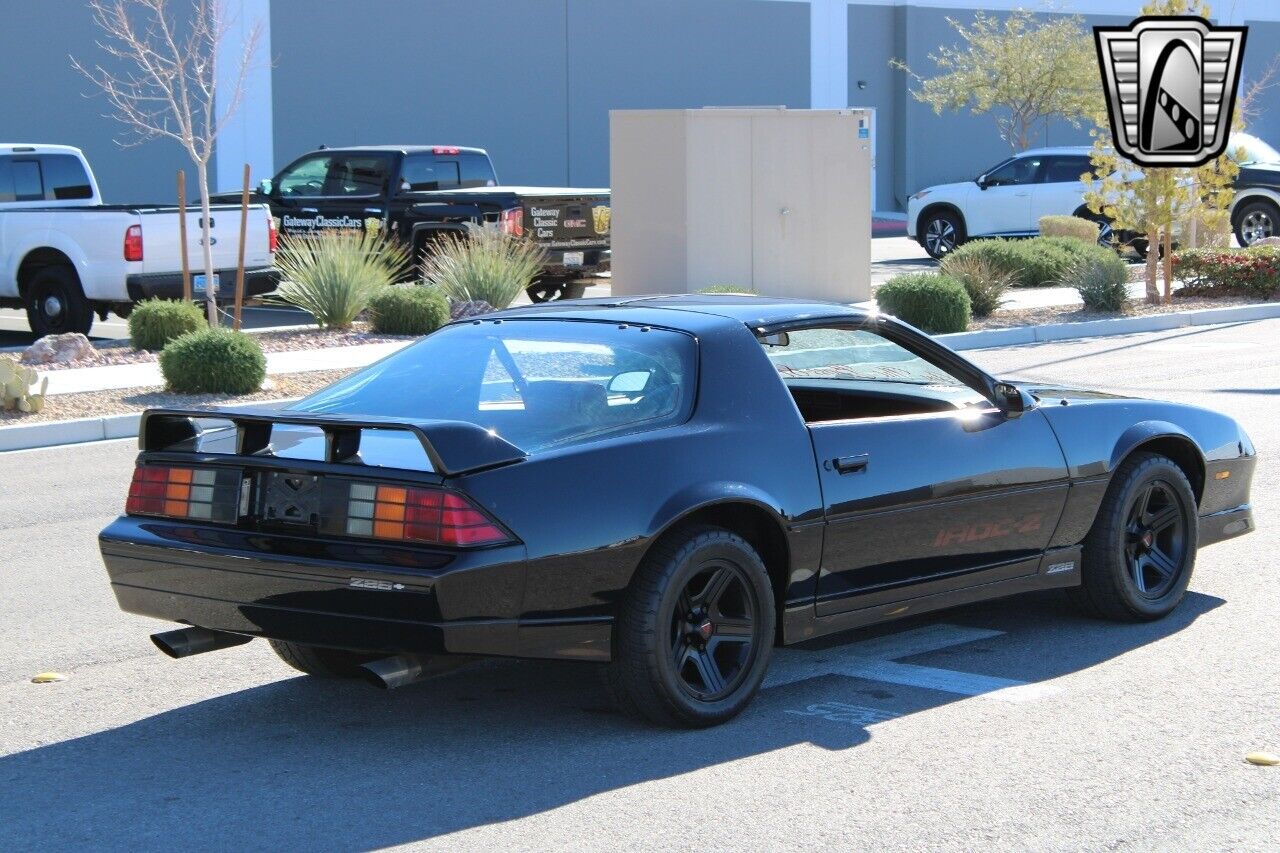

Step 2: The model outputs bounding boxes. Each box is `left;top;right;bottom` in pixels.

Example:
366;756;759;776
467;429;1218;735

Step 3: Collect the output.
0;144;277;336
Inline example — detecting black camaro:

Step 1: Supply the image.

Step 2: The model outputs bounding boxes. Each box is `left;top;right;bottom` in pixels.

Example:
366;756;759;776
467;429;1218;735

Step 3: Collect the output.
99;295;1257;727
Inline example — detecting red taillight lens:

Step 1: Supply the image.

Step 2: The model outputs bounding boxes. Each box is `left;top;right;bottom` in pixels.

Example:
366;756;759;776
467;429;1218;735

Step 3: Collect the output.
432;146;461;155
126;465;239;522
343;483;511;547
500;206;523;237
123;224;143;262
267;214;278;253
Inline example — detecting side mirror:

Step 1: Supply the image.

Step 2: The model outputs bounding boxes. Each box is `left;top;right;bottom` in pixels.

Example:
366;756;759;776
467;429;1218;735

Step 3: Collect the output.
976;174;989;190
993;381;1033;418
608;370;651;394
257;178;274;196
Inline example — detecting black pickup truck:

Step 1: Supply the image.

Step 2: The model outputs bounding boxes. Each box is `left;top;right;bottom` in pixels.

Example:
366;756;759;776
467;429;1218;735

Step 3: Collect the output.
216;145;610;301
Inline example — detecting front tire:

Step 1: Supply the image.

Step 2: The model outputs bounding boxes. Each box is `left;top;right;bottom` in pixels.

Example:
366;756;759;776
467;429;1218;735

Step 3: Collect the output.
1070;452;1198;622
25;266;93;337
920;210;965;260
1233;199;1278;247
607;526;775;727
269;640;377;678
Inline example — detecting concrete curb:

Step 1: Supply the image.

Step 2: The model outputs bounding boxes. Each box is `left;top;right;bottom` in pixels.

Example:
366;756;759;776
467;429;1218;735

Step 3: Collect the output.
938;301;1280;351
0;399;298;453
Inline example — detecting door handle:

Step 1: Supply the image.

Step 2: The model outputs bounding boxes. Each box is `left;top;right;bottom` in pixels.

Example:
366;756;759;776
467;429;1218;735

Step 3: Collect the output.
364;208;383;215
301;207;319;214
833;454;870;474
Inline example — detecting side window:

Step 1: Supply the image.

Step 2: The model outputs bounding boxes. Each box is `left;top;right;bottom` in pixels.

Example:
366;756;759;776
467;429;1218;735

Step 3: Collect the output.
276;155;332;197
460;152;497;187
40;155;94;200
1040;156;1092;184
326;155;390;196
985;156;1041;187
400;155;460;191
12;160;44;201
0;157;14;203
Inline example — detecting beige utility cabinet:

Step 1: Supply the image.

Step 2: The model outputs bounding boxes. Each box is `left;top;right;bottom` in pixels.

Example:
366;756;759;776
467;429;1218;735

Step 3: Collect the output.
610;107;872;301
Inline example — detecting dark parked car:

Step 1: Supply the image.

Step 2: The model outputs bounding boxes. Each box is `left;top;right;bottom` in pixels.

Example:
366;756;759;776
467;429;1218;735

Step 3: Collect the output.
99;295;1257;727
1230;132;1280;247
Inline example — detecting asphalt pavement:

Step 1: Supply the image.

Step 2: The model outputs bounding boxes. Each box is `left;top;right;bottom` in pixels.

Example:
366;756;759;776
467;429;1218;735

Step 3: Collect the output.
1;320;1277;851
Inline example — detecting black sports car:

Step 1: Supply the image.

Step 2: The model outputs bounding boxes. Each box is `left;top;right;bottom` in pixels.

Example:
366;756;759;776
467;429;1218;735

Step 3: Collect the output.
99;295;1257;727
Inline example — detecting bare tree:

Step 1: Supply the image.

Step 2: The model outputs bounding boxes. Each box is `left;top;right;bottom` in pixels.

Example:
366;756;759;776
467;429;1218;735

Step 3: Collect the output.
1239;53;1280;128
73;0;260;325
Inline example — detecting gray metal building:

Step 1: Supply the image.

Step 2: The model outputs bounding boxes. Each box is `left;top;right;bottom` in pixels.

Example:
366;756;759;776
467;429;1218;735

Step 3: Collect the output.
3;0;1278;212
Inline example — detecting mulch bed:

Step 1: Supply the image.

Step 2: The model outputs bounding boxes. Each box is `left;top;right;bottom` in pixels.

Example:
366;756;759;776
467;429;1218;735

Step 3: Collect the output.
23;323;414;371
0;369;355;426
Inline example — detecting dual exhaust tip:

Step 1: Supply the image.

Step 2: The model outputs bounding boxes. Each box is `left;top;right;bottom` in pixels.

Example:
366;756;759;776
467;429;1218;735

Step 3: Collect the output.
150;627;463;690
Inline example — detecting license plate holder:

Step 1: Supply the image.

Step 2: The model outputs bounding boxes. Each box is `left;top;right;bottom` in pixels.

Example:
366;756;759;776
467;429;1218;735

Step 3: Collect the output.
260;472;321;529
562;251;584;267
193;273;220;298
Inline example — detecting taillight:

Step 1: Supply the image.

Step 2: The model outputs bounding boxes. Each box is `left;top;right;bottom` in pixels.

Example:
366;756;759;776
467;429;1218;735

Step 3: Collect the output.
500;206;523;237
267;214;278;253
126;465;240;523
123;224;143;262
340;482;512;547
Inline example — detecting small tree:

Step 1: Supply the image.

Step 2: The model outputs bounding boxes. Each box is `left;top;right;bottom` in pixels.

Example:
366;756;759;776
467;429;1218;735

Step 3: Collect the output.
1083;0;1239;305
892;9;1099;152
74;0;260;326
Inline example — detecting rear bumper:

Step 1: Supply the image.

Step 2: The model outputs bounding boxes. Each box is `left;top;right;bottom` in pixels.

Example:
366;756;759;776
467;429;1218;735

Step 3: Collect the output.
126;267;280;302
540;248;609;277
98;516;611;662
1197;504;1255;547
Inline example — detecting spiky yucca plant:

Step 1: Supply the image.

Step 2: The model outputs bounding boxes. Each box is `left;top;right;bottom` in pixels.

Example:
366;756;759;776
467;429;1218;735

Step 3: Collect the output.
270;229;411;329
423;226;547;309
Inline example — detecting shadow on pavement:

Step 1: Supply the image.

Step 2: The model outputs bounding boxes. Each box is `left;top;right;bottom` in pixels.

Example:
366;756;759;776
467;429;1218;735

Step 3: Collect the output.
0;590;1222;848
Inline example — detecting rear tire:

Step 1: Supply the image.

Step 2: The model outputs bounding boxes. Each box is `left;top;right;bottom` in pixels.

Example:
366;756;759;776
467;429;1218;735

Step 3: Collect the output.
526;277;586;302
607;526;775;728
1069;452;1197;622
25;266;93;337
268;639;378;678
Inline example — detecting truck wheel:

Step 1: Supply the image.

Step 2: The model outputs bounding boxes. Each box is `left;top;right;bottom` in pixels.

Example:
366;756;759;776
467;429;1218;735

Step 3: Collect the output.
26;266;93;337
1233;199;1278;247
606;525;774;728
526;277;578;302
268;639;377;678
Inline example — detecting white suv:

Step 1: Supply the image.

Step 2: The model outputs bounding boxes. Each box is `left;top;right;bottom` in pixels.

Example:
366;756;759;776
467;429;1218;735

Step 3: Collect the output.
907;147;1106;259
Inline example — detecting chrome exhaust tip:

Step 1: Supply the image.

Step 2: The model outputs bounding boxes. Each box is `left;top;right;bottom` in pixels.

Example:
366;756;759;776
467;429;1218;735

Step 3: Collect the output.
359;654;476;690
151;626;253;659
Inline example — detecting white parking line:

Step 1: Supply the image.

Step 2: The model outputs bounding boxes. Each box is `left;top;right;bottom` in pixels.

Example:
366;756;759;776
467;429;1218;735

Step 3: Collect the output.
765;622;1059;703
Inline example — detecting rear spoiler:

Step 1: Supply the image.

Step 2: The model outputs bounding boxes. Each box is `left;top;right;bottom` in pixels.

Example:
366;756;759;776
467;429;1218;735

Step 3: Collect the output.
138;408;525;476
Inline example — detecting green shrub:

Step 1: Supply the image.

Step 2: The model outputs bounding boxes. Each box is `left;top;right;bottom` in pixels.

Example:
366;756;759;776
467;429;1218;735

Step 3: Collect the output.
698;284;757;294
938;254;1014;317
1173;246;1280;298
947;237;1119;288
270;229;411;329
367;285;450;335
1059;252;1130;312
159;327;266;395
128;299;206;351
424;226;547;309
876;273;971;334
1039;215;1100;243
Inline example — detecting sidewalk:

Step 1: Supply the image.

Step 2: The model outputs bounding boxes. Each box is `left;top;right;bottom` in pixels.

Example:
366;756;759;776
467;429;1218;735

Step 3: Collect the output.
43;340;410;396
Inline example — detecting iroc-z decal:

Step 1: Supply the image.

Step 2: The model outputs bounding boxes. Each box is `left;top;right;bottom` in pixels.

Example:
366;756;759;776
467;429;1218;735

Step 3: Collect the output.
933;513;1044;548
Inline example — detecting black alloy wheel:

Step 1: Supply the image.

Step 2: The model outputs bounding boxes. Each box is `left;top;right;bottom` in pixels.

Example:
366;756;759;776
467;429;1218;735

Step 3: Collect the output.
669;561;759;701
607;526;775;727
1070;451;1197;622
1122;480;1189;599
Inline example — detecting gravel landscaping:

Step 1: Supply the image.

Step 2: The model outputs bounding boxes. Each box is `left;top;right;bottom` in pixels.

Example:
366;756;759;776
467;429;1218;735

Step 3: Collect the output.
0;368;355;426
970;294;1271;330
21;324;415;371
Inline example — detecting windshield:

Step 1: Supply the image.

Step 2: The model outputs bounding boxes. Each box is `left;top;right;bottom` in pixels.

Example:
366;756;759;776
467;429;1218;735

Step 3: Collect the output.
292;319;697;453
1231;133;1280;165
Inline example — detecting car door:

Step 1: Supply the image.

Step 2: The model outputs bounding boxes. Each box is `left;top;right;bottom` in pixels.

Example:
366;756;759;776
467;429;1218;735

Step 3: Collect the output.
762;322;1070;616
968;155;1043;236
271;152;393;237
1030;155;1094;227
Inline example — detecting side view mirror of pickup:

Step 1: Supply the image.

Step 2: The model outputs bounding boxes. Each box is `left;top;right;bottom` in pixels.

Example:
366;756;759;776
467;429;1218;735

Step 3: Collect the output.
257;178;274;196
